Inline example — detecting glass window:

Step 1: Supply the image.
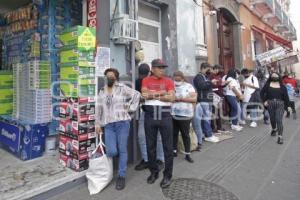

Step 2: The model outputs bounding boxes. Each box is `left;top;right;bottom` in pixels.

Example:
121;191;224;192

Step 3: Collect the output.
138;23;159;43
138;3;159;22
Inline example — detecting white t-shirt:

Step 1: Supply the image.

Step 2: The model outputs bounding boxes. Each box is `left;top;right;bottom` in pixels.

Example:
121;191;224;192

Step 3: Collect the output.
171;82;195;118
243;75;259;103
224;77;241;97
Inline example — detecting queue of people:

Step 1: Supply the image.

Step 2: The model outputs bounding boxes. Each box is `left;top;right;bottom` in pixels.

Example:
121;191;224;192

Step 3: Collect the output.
95;59;299;191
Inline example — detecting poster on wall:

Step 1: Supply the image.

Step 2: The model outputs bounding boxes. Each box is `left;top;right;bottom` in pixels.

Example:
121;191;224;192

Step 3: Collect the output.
256;47;287;66
95;47;110;77
87;0;97;28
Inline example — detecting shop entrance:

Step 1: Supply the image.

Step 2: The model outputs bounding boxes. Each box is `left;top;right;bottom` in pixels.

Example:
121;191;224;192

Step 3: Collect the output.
218;8;237;72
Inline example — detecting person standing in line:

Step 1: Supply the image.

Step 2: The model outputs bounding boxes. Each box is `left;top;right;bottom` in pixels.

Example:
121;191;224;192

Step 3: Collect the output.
283;73;297;119
260;72;290;144
95;68;141;190
192;63;219;143
256;69;270;124
171;71;197;163
224;69;244;131
134;63;165;171
241;68;260;128
141;59;175;188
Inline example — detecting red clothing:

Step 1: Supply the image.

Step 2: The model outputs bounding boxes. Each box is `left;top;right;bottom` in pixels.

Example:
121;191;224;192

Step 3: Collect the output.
210;73;224;97
283;77;298;89
142;76;174;92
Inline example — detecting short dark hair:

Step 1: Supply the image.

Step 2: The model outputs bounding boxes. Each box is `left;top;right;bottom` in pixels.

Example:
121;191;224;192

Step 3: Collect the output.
104;68;120;80
213;64;222;70
241;68;249;75
200;62;211;70
138;63;150;76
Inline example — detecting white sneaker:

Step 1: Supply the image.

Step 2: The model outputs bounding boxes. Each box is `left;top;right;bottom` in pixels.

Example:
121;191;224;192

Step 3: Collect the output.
231;125;243;132
205;135;219;143
250;122;257;128
239;120;246;125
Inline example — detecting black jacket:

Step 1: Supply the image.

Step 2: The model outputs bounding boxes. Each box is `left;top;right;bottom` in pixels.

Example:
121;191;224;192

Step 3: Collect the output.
193;73;213;102
260;83;290;109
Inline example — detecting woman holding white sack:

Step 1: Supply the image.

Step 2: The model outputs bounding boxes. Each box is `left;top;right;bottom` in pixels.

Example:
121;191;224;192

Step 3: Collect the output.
95;68;141;191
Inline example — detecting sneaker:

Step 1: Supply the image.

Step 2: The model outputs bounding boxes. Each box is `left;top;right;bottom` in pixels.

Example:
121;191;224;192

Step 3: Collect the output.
134;160;148;171
231;125;243;132
270;130;277;136
173;151;178;157
239;120;246;125
195;143;201;151
277;136;283;144
116;176;126;190
156;160;164;171
185;155;194;163
205;135;219;143
250;122;257;128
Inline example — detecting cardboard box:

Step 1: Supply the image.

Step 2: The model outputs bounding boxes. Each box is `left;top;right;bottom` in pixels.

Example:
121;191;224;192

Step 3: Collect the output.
60;82;95;97
59;119;95;138
60;48;94;64
0;103;13;115
59;26;96;51
0;71;13;89
0;120;48;161
59;134;96;159
59;97;95;121
60;66;95;80
59;153;89;172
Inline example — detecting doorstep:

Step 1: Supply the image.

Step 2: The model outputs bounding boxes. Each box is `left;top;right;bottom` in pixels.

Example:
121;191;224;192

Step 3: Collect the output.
0;148;86;200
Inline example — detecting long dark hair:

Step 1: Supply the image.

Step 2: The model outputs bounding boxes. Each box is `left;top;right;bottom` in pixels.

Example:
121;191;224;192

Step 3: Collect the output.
226;68;237;80
266;72;284;87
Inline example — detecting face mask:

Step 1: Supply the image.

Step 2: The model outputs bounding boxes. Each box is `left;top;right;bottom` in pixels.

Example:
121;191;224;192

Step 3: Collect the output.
206;70;211;76
270;77;279;82
106;78;115;87
244;75;250;79
174;81;183;86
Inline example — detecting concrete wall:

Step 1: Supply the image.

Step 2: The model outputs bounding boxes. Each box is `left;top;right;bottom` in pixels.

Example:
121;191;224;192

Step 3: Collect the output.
176;0;197;76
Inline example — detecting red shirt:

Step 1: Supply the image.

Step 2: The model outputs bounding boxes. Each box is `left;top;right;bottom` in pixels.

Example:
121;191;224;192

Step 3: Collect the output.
142;76;174;92
283;77;297;89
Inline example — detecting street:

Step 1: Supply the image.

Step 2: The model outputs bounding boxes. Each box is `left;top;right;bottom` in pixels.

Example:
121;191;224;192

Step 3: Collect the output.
45;101;300;200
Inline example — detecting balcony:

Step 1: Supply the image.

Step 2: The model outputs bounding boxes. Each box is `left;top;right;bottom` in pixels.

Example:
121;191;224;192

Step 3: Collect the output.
289;22;297;41
251;0;274;17
111;15;139;44
276;10;289;32
251;0;282;26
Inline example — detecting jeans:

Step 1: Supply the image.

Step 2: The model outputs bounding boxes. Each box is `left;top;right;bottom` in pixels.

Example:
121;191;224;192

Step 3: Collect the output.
138;111;164;162
193;102;213;139
104;120;130;177
145;112;173;179
225;95;239;125
173;117;192;154
241;102;258;122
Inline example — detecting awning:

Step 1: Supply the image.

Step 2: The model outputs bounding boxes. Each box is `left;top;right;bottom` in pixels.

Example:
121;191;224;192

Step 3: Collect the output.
252;25;293;49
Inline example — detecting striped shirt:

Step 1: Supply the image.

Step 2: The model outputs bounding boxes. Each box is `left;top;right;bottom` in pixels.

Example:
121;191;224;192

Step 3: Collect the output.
96;83;141;127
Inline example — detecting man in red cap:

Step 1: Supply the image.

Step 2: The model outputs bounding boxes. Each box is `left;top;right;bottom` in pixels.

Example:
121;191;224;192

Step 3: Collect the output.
141;58;175;188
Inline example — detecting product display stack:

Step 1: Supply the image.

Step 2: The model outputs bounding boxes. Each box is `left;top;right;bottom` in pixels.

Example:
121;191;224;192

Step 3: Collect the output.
58;26;97;172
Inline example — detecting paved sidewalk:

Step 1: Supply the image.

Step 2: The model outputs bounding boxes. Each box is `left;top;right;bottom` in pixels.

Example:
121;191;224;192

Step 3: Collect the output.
46;103;300;200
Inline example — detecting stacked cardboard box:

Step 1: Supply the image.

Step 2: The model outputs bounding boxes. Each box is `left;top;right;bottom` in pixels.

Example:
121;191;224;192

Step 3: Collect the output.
0;71;13;115
12;61;52;123
59;26;96;172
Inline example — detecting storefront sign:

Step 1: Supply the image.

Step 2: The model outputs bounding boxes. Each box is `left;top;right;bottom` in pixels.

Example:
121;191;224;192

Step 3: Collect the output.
87;0;97;28
256;47;287;66
78;28;96;51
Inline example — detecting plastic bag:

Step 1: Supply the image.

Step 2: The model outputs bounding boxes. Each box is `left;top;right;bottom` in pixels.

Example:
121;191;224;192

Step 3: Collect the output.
86;136;113;195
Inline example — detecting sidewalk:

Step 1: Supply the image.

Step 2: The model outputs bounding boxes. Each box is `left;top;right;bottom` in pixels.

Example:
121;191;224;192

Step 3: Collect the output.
45;99;300;200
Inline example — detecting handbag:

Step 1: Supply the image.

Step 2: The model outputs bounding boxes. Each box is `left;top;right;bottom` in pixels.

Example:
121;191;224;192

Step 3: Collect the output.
86;135;113;195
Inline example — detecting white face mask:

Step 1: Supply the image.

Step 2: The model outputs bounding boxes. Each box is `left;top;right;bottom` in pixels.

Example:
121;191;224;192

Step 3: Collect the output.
174;81;184;86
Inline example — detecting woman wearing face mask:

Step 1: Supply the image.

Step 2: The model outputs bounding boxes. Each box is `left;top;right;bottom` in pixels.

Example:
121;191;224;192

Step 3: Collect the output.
224;69;244;131
260;72;289;144
171;71;197;163
95;68;141;190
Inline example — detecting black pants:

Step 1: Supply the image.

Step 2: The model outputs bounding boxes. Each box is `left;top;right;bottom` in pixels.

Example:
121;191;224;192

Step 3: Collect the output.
267;99;285;136
144;113;173;179
286;101;296;115
173;117;191;154
211;105;222;131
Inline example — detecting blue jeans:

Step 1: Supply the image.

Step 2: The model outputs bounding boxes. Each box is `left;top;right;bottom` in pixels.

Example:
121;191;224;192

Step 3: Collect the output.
104;120;130;177
225;95;239;125
241;102;258;122
192;102;213;141
138;111;164;162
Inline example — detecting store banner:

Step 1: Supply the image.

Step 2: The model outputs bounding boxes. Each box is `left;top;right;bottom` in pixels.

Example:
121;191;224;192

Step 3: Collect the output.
87;0;97;28
256;47;287;66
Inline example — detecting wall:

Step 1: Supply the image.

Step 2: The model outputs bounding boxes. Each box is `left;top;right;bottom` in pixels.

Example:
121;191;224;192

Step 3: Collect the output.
176;0;197;76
